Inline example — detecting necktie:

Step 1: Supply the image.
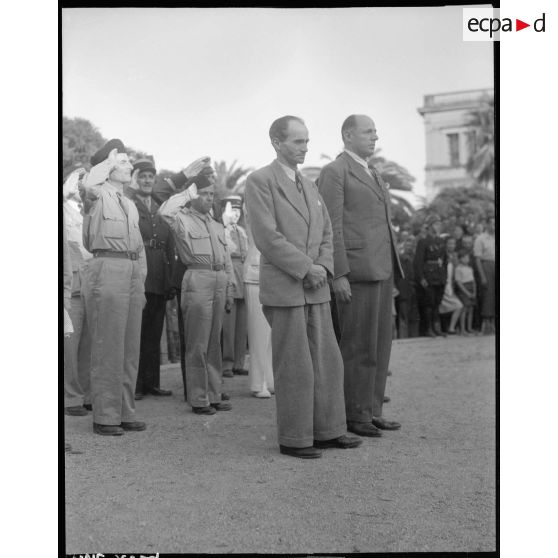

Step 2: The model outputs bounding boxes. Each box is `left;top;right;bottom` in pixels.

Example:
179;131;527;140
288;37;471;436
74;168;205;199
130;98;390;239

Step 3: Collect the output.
295;172;303;193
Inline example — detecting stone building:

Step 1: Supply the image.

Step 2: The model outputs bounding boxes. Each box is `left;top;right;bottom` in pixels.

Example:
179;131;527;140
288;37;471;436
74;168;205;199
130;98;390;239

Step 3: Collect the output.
418;88;494;201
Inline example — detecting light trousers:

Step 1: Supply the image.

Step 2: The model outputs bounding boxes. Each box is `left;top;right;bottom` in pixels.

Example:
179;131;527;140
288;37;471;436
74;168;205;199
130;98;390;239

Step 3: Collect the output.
64;294;91;407
83;257;145;425
181;269;227;408
263;302;347;448
244;283;273;393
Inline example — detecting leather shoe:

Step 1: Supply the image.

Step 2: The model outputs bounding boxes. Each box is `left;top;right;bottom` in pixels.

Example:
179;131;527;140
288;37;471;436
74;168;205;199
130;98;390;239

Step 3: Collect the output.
221;392;230;401
65;406;88;416
193;406;216;415
93;423;124;436
134;392;144;400
371;417;401;430
148;387;172;396
222;370;234;378
279;445;322;459
233;367;249;376
383;396;391;403
120;421;146;431
314;435;362;449
347;422;382;437
210;402;232;411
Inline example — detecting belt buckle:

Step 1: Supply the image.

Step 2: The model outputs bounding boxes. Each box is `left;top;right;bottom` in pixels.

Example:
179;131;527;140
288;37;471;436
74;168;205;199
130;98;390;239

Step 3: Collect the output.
130;252;139;261
149;238;157;249
214;263;223;271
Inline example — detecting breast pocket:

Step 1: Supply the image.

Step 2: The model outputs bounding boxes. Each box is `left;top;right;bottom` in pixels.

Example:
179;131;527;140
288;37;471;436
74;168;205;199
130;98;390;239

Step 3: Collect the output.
189;231;212;256
102;206;126;239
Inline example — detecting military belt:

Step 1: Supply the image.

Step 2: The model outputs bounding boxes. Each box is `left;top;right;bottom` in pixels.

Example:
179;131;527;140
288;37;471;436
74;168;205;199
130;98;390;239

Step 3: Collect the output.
187;263;225;271
92;250;139;261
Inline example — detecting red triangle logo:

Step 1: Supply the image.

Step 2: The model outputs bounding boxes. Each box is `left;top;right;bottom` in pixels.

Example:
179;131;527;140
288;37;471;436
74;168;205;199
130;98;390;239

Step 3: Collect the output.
516;19;530;31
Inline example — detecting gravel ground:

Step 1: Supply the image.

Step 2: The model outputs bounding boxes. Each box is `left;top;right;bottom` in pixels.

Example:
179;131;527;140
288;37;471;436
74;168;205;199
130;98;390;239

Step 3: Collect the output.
65;334;496;554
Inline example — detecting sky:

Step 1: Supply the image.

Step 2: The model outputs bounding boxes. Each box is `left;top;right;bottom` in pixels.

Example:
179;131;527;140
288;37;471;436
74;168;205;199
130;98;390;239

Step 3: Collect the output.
62;7;493;197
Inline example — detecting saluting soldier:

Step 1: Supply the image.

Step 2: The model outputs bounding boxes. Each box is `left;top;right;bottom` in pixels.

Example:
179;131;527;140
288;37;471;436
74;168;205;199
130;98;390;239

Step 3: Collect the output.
413;213;448;337
159;174;235;415
81;139;147;436
126;159;176;399
220;195;249;378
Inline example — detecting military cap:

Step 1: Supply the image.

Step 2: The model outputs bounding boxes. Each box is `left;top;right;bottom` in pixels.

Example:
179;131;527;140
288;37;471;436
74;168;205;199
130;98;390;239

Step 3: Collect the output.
133;158;156;175
90;138;127;166
221;195;243;209
192;174;215;192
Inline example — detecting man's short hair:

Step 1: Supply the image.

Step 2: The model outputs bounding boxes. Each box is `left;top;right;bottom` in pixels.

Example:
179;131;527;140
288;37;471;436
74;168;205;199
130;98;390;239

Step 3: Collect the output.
341;115;359;140
269;116;305;142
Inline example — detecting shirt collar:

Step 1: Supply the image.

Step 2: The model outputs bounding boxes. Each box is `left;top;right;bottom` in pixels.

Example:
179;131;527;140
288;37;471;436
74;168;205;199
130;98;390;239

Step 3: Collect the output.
277;160;297;182
344;149;370;170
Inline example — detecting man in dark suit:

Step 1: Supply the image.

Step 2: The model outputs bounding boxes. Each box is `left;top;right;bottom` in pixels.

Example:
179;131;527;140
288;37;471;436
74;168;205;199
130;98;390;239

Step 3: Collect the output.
245;115;361;459
127;159;176;398
318;114;403;437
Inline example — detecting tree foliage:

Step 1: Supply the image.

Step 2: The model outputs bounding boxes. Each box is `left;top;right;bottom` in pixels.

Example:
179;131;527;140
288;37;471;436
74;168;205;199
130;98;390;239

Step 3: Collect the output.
466;99;495;189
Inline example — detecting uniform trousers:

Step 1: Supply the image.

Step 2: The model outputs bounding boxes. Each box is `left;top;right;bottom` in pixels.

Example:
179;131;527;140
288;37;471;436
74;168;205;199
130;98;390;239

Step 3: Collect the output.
244;283;273;393
262;303;347;448
136;292;167;394
181;269;227;408
337;277;393;421
222;298;248;372
64;293;91;407
176;290;187;400
83;257;145;425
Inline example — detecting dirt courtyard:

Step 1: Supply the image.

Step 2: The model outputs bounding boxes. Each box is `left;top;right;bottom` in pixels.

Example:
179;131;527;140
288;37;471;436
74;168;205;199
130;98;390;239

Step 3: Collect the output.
65;334;496;554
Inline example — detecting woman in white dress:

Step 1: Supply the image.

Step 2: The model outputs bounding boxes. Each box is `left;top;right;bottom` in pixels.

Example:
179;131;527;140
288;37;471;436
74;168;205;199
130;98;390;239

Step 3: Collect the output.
243;205;274;398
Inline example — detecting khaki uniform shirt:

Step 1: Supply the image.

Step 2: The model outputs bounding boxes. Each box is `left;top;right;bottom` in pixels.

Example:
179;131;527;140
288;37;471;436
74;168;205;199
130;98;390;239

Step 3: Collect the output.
158;194;234;297
82;181;147;278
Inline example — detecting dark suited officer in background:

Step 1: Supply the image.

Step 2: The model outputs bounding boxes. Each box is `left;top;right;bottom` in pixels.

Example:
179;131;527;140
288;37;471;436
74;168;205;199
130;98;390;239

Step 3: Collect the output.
318;115;403;438
245;115;361;459
126;159;176;400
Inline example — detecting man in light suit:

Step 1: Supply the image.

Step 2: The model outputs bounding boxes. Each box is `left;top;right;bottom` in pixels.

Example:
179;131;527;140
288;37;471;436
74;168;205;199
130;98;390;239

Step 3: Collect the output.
245;115;361;459
318;114;403;437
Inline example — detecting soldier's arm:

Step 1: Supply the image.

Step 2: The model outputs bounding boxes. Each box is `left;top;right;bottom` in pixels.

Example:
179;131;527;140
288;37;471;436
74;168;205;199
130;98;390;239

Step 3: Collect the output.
158;187;197;233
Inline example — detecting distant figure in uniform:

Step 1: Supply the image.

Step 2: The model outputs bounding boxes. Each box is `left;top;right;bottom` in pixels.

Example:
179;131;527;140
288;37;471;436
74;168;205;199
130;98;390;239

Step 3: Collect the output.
245;115;361;459
82;139;147;436
318;114;403;437
474;216;496;334
126;159;176;400
159;174;235;415
220;195;249;378
414;213;448;337
63;167;92;416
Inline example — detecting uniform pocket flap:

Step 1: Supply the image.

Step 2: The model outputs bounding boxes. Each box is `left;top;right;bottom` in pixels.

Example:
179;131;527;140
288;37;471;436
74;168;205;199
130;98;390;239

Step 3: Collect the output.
188;231;210;239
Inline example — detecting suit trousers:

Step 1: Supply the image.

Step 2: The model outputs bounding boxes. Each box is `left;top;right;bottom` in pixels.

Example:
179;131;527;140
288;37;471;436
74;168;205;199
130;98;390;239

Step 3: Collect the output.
136;292;167;393
181;269;227;408
337;277;393;421
64;294;91;407
222;298;247;372
245;283;274;393
83;257;145;425
263;303;347;448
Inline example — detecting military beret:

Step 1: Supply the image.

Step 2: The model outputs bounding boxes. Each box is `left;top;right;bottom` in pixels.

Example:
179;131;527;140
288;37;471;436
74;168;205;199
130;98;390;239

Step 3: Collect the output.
133;158;156;175
90;138;127;166
221;195;243;209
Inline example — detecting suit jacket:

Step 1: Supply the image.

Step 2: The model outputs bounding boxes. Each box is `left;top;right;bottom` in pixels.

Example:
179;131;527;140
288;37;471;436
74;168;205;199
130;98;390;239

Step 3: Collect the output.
132;193;175;295
245;160;334;307
318;151;403;282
